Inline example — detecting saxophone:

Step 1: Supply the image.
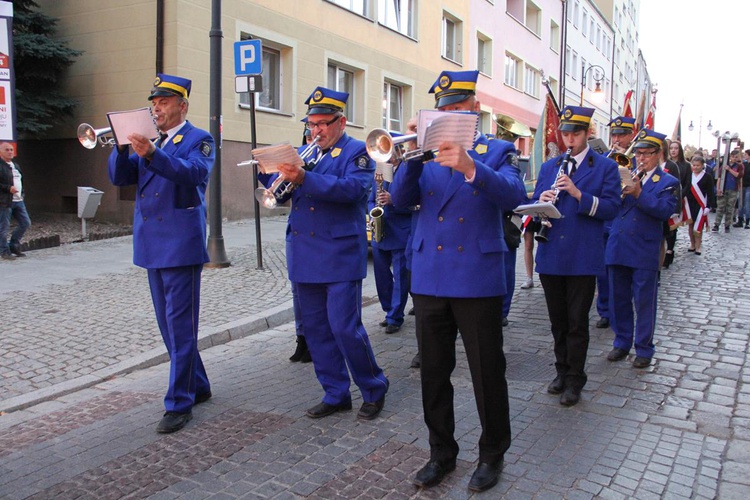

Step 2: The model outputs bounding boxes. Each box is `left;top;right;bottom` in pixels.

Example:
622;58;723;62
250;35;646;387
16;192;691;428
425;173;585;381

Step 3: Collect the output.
369;172;385;243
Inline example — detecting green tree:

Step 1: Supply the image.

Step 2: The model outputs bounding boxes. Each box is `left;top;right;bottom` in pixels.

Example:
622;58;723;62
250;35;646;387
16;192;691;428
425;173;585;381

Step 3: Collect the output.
11;0;82;137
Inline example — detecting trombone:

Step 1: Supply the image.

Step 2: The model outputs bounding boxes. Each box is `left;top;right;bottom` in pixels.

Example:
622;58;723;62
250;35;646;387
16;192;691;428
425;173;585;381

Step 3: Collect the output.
77;123;115;149
254;136;320;209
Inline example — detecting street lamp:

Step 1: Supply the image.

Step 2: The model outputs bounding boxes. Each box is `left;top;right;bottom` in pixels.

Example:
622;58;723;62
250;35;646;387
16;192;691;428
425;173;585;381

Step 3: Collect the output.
688;116;712;149
580;63;604;106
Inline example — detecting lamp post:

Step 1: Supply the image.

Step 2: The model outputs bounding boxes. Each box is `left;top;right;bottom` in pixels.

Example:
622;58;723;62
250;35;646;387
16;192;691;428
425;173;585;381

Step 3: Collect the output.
688;116;712;149
580;63;604;106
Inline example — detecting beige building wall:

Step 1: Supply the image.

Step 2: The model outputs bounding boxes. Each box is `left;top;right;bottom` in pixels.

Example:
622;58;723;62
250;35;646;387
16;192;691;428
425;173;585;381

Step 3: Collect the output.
23;0;482;222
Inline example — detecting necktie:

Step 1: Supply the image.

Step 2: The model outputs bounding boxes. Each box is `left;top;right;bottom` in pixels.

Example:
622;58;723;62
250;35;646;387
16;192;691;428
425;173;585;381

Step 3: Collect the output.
158;133;168;148
569;158;577;176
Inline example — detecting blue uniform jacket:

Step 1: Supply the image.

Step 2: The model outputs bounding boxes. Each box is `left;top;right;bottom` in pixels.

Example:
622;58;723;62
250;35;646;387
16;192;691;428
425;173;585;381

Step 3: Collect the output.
606;167;680;271
532;149;621;276
108;121;214;269
390;135;526;298
262;133;374;284
367;176;412;251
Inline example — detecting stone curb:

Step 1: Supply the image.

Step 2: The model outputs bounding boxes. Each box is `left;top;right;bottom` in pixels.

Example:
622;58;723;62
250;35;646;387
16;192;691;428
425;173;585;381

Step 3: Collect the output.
0;299;296;414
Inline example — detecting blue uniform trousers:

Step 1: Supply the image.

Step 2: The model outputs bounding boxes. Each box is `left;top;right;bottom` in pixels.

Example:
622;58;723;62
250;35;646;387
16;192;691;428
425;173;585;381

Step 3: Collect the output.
608;265;658;358
147;265;211;413
296;280;389;405
596;232;610;320
372;246;409;327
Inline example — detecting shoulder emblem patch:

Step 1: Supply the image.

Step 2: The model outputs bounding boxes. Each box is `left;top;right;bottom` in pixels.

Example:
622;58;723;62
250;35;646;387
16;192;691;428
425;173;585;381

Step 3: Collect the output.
200;141;212;157
357;155;370;169
173;135;183;144
475;144;488;155
652;174;660;183
331;148;342;158
509;154;519;167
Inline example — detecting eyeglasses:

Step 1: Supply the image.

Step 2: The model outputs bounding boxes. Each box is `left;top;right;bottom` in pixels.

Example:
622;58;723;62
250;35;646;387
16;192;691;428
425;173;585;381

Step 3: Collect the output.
305;115;342;130
634;150;659;157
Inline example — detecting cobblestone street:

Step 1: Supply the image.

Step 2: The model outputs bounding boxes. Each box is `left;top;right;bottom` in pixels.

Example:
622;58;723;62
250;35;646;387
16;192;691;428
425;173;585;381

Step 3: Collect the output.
0;216;749;498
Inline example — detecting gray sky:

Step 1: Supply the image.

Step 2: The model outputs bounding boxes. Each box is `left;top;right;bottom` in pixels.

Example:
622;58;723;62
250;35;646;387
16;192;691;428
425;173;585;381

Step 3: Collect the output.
638;0;749;151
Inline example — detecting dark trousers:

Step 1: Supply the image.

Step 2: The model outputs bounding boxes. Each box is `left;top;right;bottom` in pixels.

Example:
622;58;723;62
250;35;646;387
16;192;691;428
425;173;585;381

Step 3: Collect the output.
414;294;511;465
539;274;596;390
147;265;211;413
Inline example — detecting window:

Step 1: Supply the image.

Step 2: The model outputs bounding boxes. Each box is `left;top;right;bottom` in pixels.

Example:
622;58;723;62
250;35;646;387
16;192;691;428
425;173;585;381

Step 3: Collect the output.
525;0;541;36
524;64;540;98
239;36;290;113
573;1;579;28
571;51;578;80
565;46;571;75
328;63;356;122
442;13;462;63
327;0;368;17
382;81;403;131
504;53;521;89
506;0;523;20
550;20;560;52
378;0;415;37
582;11;588;36
477;32;492;75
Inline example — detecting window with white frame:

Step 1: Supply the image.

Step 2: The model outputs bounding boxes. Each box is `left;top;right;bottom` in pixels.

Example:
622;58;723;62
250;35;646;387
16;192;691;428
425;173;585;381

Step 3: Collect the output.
382;81;403;131
550;20;560;52
328;63;358;122
573;1;580;28
477;32;492;75
378;0;415;37
239;36;289;113
504;53;521;89
565;46;571;75
524;64;540;98
525;0;541;36
571;51;578;80
442;12;462;63
327;0;368;17
582;11;588;36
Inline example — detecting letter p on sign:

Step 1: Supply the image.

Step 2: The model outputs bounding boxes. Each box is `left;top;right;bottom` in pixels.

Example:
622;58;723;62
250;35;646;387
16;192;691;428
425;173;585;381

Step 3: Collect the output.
234;40;263;76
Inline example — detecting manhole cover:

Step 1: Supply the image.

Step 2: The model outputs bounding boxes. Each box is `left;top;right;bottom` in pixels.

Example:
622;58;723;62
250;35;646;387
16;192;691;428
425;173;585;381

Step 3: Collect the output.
505;353;556;381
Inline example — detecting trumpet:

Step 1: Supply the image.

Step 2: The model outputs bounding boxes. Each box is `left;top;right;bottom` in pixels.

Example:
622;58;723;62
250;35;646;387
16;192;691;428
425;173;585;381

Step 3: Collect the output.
78;123;115;149
621;163;646;198
366;128;419;163
254;136;320;209
535;148;572;243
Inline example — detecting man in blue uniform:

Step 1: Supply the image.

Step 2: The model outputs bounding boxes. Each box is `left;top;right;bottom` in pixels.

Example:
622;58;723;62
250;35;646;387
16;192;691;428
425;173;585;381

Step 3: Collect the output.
533;106;621;407
268;87;389;421
108;74;214;433
605;129;680;368
596;116;636;329
391;70;526;493
368;162;412;334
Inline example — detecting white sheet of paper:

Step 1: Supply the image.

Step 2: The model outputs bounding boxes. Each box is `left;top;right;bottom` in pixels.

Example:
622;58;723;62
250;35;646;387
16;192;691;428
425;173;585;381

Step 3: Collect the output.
417;110;478;152
514;201;562;219
251;142;305;173
619;166;636;187
106;108;160;146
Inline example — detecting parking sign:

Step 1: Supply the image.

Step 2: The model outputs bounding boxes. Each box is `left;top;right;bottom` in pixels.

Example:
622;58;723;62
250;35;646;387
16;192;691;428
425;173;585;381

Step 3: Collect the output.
234;40;262;76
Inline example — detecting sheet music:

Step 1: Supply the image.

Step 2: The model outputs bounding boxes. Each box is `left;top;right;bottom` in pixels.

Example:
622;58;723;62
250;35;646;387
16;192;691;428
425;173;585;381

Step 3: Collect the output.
514;201;562;219
417;110;478;152
250;142;305;174
619;166;637;187
375;162;394;182
106;108;160;146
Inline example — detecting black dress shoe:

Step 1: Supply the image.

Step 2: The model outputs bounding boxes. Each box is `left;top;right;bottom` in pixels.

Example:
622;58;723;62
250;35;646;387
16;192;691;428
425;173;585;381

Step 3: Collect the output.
413;459;456;488
468;461;503;492
596;317;610;328
560;387;581;406
379;320;389;327
357;397;385;420
1;252;16;260
502;317;509;327
305;400;352;419
408;307;415;316
289;336;309;362
632;356;652;368
156;411;192;433
547;376;564;394
195;391;212;404
385;324;400;334
10;246;26;257
606;348;629;361
410;353;421;369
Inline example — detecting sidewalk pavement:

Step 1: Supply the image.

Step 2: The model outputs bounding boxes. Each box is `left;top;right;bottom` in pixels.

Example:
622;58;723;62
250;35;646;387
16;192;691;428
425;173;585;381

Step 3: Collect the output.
1;215;749;499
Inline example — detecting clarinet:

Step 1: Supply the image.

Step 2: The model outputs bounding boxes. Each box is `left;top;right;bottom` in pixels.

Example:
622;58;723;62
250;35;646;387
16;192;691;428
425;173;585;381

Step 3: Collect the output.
535;148;573;243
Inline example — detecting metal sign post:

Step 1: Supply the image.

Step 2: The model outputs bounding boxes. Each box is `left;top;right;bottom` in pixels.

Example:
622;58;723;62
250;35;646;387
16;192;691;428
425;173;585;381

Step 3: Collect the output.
234;40;264;269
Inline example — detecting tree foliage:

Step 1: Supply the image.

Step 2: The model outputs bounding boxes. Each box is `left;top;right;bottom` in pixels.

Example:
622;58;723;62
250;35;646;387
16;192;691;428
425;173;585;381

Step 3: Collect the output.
11;0;83;137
